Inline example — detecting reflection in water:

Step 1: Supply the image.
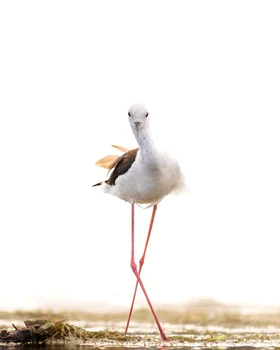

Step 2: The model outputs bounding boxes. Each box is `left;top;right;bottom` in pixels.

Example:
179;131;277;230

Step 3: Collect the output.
1;346;280;350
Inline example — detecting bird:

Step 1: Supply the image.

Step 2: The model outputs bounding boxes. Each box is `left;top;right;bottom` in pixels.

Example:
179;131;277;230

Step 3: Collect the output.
92;103;185;342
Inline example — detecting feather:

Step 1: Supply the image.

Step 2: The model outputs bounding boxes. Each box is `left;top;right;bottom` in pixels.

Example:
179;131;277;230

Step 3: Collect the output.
95;155;119;169
111;145;130;152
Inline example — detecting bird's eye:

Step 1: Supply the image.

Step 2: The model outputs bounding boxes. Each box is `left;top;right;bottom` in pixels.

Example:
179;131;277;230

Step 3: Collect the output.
128;112;131;117
145;113;149;118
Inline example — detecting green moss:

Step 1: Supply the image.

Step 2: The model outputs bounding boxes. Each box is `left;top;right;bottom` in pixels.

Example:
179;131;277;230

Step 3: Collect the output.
169;335;196;343
204;334;227;341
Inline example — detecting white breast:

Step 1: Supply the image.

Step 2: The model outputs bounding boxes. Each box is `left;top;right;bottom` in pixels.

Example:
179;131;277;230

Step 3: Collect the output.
105;151;184;205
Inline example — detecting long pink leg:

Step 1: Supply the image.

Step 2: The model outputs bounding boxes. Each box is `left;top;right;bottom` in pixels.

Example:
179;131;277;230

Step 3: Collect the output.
126;203;169;342
125;204;157;335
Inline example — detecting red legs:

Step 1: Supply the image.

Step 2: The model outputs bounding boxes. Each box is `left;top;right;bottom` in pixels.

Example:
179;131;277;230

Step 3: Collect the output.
125;204;157;335
125;203;169;342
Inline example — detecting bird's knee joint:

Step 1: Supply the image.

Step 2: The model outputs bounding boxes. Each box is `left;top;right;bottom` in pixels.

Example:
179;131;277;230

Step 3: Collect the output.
130;261;137;272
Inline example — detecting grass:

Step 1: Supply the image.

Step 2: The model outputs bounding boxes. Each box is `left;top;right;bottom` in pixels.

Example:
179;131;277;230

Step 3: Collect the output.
0;319;138;344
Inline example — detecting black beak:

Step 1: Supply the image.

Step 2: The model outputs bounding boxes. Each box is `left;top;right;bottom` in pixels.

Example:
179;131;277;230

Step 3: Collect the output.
134;122;142;128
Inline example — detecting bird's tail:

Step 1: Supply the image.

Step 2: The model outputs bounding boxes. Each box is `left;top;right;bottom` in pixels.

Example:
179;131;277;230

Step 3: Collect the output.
92;181;103;187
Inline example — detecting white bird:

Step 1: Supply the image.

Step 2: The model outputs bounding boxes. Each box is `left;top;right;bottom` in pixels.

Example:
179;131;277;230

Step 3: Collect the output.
93;103;185;341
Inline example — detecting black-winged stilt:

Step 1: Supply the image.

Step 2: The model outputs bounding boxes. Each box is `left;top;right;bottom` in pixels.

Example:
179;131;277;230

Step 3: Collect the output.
93;103;185;341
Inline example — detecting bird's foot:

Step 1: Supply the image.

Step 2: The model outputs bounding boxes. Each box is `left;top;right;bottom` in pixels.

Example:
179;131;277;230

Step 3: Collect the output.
160;334;170;342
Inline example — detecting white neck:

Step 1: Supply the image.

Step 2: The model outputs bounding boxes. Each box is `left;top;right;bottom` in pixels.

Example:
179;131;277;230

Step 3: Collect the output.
135;127;159;165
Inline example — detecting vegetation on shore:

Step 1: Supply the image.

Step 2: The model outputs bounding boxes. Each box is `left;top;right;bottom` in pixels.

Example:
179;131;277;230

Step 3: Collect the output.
1;302;280;328
1;302;280;346
1;319;280;346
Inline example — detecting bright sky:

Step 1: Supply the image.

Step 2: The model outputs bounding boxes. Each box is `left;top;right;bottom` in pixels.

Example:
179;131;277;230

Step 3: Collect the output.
0;1;280;312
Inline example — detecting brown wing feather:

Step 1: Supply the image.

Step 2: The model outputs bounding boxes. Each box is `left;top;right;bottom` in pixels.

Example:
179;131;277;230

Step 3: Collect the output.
111;145;130;152
95;145;129;169
106;148;139;186
95;155;119;169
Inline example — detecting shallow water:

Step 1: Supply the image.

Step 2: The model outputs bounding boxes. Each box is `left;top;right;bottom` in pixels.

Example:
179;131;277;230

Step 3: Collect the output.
2;310;280;349
1;346;280;350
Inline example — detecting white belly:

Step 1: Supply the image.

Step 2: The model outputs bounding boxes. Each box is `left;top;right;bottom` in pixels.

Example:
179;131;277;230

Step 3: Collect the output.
105;155;183;204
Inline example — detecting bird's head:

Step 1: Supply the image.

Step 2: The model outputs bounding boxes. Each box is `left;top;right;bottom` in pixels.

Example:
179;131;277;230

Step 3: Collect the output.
128;103;149;137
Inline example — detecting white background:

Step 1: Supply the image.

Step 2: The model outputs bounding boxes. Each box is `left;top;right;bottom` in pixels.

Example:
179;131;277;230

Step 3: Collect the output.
0;1;279;311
